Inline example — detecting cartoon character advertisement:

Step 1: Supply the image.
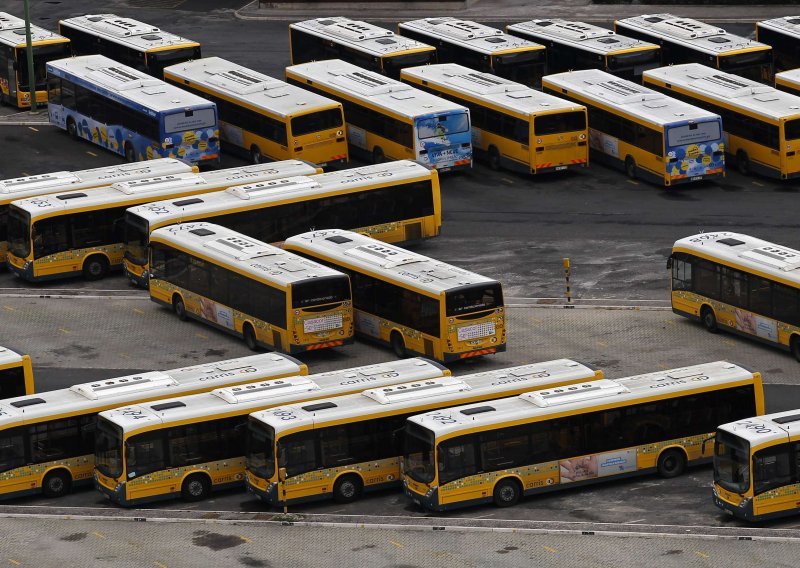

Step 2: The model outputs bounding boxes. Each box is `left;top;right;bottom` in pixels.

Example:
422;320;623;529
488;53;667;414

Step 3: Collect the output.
666;121;725;180
415;112;472;169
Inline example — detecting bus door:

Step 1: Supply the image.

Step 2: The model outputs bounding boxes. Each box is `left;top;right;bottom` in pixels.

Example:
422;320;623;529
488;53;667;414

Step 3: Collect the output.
665;118;725;183
5;51;16;102
414;110;472;171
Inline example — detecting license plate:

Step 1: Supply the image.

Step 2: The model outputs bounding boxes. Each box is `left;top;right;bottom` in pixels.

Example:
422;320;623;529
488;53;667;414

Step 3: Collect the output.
555;165;567;171
691;175;703;181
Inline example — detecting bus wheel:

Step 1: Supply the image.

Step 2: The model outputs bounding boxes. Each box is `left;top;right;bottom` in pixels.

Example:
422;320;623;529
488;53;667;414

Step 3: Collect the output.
243;324;259;352
493;478;521;508
488;146;501;171
42;470;72;498
390;332;407;358
657;449;687;478
82;256;109;281
125;143;136;163
791;336;800;363
625;156;637;180
736;151;751;176
332;474;363;504
181;474;211;502
66;117;78;139
173;295;188;321
701;306;718;333
372;147;385;164
250;145;263;164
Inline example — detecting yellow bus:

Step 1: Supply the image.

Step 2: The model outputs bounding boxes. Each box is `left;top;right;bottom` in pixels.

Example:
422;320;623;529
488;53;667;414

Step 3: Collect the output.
246;360;602;506
5;162;319;282
669;232;800;361
0;346;34;399
164;57;348;167
543;69;725;187
756;17;800;73
0;353;305;501
93;359;449;506
289;17;436;79
644;64;800;180
124;160;440;288
285;229;504;363
0;12;70;108
401;63;588;174
404;361;763;511
713;410;800;522
775;69;800;98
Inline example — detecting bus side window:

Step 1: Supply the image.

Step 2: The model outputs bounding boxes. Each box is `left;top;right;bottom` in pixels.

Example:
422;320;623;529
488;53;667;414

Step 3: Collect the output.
671;253;692;291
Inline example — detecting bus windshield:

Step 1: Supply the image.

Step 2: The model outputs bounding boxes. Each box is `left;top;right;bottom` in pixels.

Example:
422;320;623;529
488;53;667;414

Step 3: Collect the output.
291;276;350;309
290;108;343;137
714;430;750;494
492;50;544;85
667;120;721;148
404;422;436;484
94;419;124;479
6;208;31;259
16;43;71;91
245;419;275;480
123;214;150;266
719;50;771;81
163;107;217;134
446;283;503;317
534;111;586;136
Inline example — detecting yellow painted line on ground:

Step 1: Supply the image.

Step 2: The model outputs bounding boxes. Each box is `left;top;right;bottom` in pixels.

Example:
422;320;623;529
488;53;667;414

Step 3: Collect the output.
119;353;130;359
8;560;20;566
195;333;208;339
133;308;145;315
240;537;252;543
695;551;709;559
596;340;608;347
92;531;106;539
154;562;167;568
543;545;557;553
86;151;98;157
58;328;70;334
3;306;14;312
28;126;38;132
389;540;404;548
658;363;670;369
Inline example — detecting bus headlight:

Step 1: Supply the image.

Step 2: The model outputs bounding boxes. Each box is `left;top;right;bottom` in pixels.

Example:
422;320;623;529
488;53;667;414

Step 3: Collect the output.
579;133;586;140
337;130;343;136
738;497;752;509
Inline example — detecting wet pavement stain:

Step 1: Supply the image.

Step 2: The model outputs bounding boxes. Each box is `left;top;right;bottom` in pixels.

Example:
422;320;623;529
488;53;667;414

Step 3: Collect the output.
60;532;88;542
239;557;271;567
352;544;377;552
662;550;684;556
192;532;247;551
205;348;227;357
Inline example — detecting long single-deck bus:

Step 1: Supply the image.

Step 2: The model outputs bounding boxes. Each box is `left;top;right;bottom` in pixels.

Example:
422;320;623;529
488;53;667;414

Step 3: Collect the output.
284;229;505;363
6;162;315;283
669;232;800;361
164;57;348;167
247;360;602;506
149;223;353;353
757;17;800;73
615;14;772;82
0;353;305;501
0;12;70;108
506;19;660;80
398;18;546;87
775;69;800;98
94;359;449;506
404;361;763;511
0;346;34;399
644;63;800;179
47;54;219;164
543;69;725;186
286;59;472;171
58;14;200;78
123;160;440;287
401;63;588;174
289;17;436;79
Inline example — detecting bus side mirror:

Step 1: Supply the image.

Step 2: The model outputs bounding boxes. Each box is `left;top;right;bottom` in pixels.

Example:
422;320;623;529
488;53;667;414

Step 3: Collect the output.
278;467;287;482
666;256;673;270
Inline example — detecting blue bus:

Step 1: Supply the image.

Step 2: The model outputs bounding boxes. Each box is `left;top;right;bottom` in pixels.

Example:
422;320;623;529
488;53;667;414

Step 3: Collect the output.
46;54;219;165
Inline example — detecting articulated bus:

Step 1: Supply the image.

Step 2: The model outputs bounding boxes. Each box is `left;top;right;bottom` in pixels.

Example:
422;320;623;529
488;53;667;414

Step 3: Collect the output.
776;69;800;98
247;360;602;506
669;232;800;361
289;17;436;79
398;18;546;88
59;14;200;78
644;63;800;180
164;57;348;167
285;229;505;363
713;410;800;522
615;14;772;82
0;12;70;108
0;353;305;501
757;17;800;73
401;63;588;174
404;361;763;511
93;359;449;506
124;160;440;287
286;59;472;171
506;19;660;80
0;346;34;399
0;158;194;265
149;223;353;353
6;162;317;283
47;55;219;164
543;69;725;186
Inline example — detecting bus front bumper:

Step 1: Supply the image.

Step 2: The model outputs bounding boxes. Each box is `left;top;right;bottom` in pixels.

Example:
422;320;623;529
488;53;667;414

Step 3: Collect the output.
123;261;149;288
6;258;34;282
246;476;279;505
94;475;132;507
403;482;442;511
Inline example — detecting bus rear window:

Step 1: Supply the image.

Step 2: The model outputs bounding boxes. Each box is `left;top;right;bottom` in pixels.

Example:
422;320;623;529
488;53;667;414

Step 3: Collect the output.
667;121;721;147
446;283;503;316
290;108;343;137
164;107;217;133
785;119;800;141
292;275;351;309
417;112;470;140
534;111;586;136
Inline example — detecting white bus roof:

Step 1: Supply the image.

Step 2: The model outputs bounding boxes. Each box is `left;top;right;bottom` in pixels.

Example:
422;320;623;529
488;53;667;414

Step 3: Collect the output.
615;14;769;57
291;17;434;57
0;353;303;430
758;17;800;39
402;63;584;117
543;69;719;127
673;232;800;287
775;68;800;89
409;361;755;437
285;229;497;296
100;358;448;434
47;55;211;115
286;59;468;119
507;19;658;55
59;14;198;51
0;346;24;367
254;359;600;435
126;160;429;227
0;12;68;47
164;57;342;119
717;409;800;448
399;18;543;55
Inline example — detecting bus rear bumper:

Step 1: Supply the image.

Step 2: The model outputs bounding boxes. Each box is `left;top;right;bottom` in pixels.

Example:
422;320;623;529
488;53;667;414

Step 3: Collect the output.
444;343;506;363
531;161;588;175
290;336;354;353
668;170;725;186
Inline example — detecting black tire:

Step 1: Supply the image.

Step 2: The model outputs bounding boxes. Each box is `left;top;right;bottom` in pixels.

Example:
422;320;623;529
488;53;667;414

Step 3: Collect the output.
736;150;751;176
372;147;385;164
82;256;109;281
488;146;501;171
181;474;211;502
390;332;406;359
42;470;71;498
243;323;259;351
493;478;521;508
657;449;687;479
701;306;718;333
625;156;637;180
173;295;188;321
332;474;362;504
66;117;78;139
250;145;263;164
791;336;800;363
125;143;136;163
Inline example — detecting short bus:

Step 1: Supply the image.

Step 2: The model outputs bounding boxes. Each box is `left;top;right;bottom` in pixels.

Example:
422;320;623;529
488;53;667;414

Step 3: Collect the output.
123;160;440;287
6;162;315;282
506;19;661;80
0;346;34;399
286;59;472;171
94;359;449;506
775;69;800;98
47;54;219;164
164;57;348;167
289;17;436;79
644;63;800;179
0;353;305;501
401;63;588;174
404;361;763;511
0;158;194;265
398;18;546;88
669;232;800;361
0;12;70;108
246;360;602;506
615;14;772;82
59;14;200;78
284;229;505;363
543;69;725;186
149;223;353;353
713;410;800;521
757;17;800;73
